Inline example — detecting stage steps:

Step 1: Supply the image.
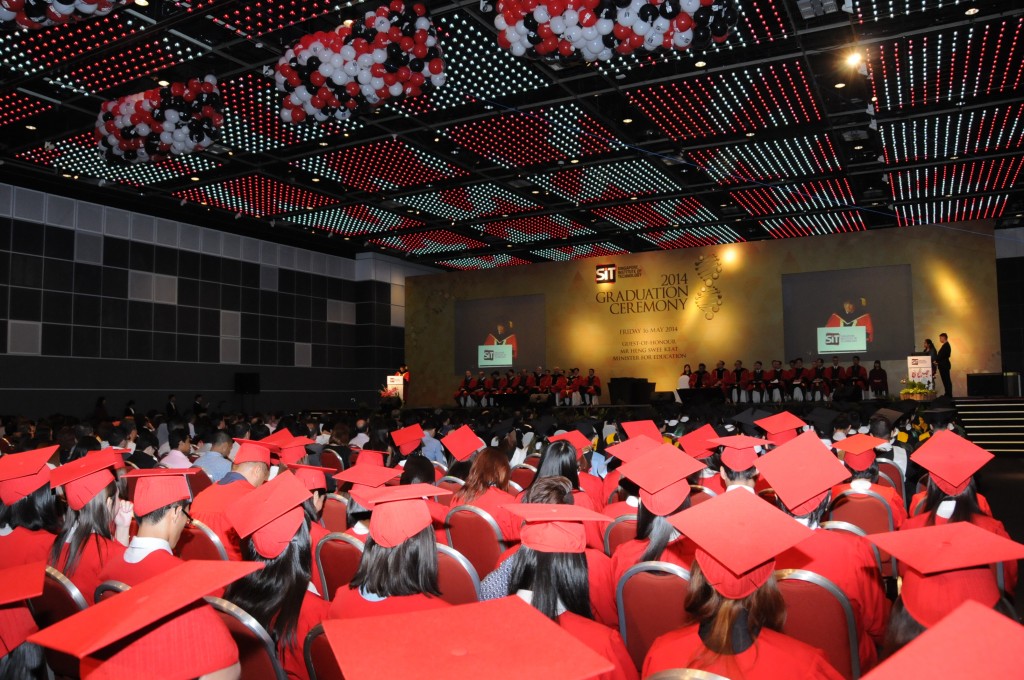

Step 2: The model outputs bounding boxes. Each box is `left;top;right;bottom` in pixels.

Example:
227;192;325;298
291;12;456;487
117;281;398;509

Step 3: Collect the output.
955;398;1024;455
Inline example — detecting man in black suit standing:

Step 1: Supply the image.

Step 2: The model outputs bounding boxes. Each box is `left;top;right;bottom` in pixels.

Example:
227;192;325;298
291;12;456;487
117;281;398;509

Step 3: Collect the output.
936;333;952;397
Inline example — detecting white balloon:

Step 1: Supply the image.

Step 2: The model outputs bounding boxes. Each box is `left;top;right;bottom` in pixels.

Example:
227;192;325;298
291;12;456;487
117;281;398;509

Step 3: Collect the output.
330;71;347;85
565;25;583;43
343;60;360;77
0;8;17;21
53;1;75;15
357;69;372;84
534;6;549;22
682;0;700;14
163;109;180;123
389;82;404;96
136;123;150;136
334;109;352;121
598;47;613;60
280;108;293;123
673;27;693;46
75;0;97;14
549;16;565;33
619;8;634;24
370;76;385;90
562;8;578;25
633;20;650;36
511;41;527;56
582;26;598;41
596;18;614;34
172;129;187;142
357;53;374;68
494;14;507;30
415;17;431;30
330;52;344;68
515;20;529;35
431;73;446;86
319;63;334;77
160;131;174;144
341;45;357;60
654;17;670;32
373;48;387;64
644;30;661;49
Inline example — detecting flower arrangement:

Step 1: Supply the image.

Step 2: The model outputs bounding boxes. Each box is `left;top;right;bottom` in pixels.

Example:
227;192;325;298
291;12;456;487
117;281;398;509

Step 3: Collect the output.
899;379;936;401
379;386;400;399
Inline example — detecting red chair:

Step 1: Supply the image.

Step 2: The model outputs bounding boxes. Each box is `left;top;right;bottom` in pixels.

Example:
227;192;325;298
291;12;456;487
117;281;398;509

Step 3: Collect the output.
174;518;228;561
445;505;507;579
29;567;88;678
616;561;692;670
304;622;344;680
436;544;481;606
688;485;716;506
603;514;638;557
819;521;884;575
646;671;731;680
316;532;364;601
205;596;287;680
828;489;896;577
510;464;537;490
321;493;349;533
435;476;465;505
94;579;129;603
776;569;861;680
319;448;345;474
877;461;905;507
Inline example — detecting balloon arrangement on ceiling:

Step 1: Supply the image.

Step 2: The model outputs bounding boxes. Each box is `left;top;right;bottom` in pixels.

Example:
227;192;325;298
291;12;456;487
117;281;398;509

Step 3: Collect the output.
95;76;225;164
274;0;445;124
494;0;739;62
0;0;130;29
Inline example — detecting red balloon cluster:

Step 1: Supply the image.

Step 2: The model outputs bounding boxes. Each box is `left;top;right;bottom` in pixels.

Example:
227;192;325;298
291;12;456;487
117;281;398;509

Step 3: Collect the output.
95;76;225;164
0;0;129;29
275;0;445;124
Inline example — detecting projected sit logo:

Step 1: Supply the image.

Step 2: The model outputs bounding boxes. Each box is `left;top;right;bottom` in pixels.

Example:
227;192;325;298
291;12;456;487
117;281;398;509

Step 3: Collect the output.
596;264;617;283
825;332;841;346
483;350;494;361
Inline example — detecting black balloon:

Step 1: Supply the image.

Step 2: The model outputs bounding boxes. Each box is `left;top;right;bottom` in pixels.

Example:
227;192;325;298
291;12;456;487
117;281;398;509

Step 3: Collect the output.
692;25;712;47
710;16;728;37
694;6;713;26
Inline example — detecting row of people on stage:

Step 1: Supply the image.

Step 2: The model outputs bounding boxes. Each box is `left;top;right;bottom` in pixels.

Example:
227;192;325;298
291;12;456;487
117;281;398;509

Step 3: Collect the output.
454;366;602;408
680;355;890;403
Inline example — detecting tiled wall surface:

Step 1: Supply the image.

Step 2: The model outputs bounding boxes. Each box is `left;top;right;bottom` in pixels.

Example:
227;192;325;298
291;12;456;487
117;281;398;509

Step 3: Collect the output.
0;182;434;414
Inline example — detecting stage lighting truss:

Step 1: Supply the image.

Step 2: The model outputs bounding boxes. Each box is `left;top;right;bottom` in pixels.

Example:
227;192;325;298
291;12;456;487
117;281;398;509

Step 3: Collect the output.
531;241;628;261
730;178;855;216
394;183;539;220
283;205;423;237
638;225;746;249
758;211;866;238
472;214;594;243
689;134;844;186
530;158;681;204
173;174;336;217
592;197;720;229
292;139;467;193
368;230;487;255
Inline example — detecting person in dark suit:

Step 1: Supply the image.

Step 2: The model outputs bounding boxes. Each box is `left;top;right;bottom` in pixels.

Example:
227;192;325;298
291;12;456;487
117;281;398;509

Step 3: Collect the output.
936;333;952;396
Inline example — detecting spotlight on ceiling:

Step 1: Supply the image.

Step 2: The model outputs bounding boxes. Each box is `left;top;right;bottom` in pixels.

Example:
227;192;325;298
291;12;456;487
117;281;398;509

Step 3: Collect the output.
845;52;862;67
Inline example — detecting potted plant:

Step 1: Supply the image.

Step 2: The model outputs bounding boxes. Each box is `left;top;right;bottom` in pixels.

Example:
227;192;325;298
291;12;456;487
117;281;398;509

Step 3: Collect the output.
899;379;936;402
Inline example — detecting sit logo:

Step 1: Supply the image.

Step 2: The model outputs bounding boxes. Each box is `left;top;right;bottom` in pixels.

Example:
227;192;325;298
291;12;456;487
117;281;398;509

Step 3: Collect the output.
825;332;841;346
483;350;494;361
595;264;617;283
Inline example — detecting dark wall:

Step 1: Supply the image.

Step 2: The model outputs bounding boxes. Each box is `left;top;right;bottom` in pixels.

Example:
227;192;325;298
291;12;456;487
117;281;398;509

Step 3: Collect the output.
998;256;1023;373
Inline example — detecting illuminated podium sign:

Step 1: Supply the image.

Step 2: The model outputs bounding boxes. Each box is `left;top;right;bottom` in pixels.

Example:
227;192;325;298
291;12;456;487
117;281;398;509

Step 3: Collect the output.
907;355;934;386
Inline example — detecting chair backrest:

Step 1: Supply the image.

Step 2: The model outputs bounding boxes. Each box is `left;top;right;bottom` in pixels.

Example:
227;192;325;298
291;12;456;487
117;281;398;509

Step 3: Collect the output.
205;596;288;680
819;521;884;575
189;469;213;497
94;579;130;603
688;485;716;506
776;569;860;680
319;448;345;474
435;476;466;505
616;561;692;670
508;480;523;493
603;514;638;557
175;518;229;561
607;488;624;505
916;472;930;494
29;567;89;678
757;487;778;505
877;461;905;504
875;470;904;509
316;532;365;601
510;464;537;490
524;454;542;468
646;670;732;680
445;505;507;579
828;489;897;577
304;622;344;680
436;544;481;606
321;493;349;533
911;497;927;517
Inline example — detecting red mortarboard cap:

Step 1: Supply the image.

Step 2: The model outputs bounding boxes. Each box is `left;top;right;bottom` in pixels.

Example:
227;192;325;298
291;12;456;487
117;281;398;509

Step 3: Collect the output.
94;448;129;469
226;472;311;559
621;420;662;443
0;446;56;505
350;483;453;548
678;424;719;458
719;446;759;473
605;434;660;462
274;436;316;465
548;430;593;460
124;468;197;517
668;488;812;599
321;596;614;680
617;445;706;516
441;425;485;462
861;601;1024;680
709;434;771;450
353;450;384;467
232;440;272;466
911;430;994;496
868;522;1024;627
333;464;400;491
834;433;888;471
286;463;333;492
28;561;259;665
261;428;295;446
50;454;117;511
0;561;46;658
755;411;807;445
504;503;612;554
391;424;425;456
755;431;850;515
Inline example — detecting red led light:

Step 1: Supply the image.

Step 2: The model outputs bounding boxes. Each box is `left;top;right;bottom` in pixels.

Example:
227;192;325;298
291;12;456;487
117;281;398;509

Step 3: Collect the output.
532;242;628;261
640;225;745;249
889;158;1024;201
396;184;539;220
369;230;487;255
285;205;422;236
731;179;854;216
476;214;592;243
533;159;680;204
759;212;866;238
0;91;52;128
881;104;1024;165
173;174;335;217
690;135;843;186
294;140;466;193
592;198;718;229
61;38;203;93
170;0;339;39
437;254;533;270
896;196;1007;226
11;13;140;72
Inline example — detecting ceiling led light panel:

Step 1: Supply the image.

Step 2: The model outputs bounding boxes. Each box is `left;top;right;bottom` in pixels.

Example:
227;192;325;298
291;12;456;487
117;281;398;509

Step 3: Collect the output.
731;178;855;216
173;174;335;217
293;140;466;193
435;253;533;270
868;18;1024;113
627;62;822;142
0;13;142;76
639;225;745;249
880;104;1024;164
532;242;628;261
398;10;550;115
284;205;422;236
895;195;1008;226
219;73;355;154
531;159;681;204
395;184;539;220
851;0;955;23
889;158;1024;201
592;198;718;229
56;38;205;94
690;135;843;186
16;132;220;186
369;230;487;255
759;211;866;238
0;91;53;128
443;103;624;169
476;214;593;243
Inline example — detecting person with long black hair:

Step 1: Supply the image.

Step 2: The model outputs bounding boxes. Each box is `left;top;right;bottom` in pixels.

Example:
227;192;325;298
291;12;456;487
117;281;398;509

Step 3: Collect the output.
48;452;131;604
525;440;603;546
286;463;334;598
505;503;636;680
0;447;61;568
225;471;329;680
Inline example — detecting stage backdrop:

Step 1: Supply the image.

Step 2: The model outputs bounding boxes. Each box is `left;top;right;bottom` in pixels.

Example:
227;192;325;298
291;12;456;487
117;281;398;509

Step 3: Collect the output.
405;222;1000;406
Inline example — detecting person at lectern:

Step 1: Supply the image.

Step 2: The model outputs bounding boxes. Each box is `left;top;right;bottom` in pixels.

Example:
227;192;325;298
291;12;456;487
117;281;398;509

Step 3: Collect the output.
936;333;953;397
826;296;874;343
484;319;518;360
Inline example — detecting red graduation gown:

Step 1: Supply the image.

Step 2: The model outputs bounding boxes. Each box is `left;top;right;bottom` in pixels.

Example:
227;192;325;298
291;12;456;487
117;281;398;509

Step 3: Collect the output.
908;490;992;517
830;482;907;529
327;587;452;620
98;546;182;587
451;487;521;542
579;472;607;511
57;536;127;605
190;479;255;561
643;625;844;680
610;536;698;588
776;529;888;671
281;590;330;680
0;527;56;568
309;521;331;597
557;611;639;680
